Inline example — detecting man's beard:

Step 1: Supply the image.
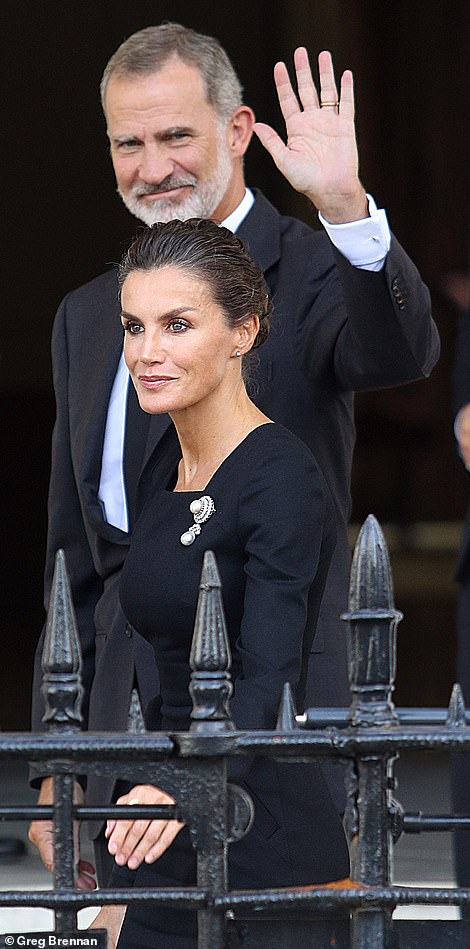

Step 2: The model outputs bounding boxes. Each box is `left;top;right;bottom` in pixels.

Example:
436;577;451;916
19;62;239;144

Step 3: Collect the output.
118;135;234;225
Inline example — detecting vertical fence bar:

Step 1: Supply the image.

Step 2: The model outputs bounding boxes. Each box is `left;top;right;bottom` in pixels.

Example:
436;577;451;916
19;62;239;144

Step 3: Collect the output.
189;551;234;948
41;549;83;932
342;516;403;949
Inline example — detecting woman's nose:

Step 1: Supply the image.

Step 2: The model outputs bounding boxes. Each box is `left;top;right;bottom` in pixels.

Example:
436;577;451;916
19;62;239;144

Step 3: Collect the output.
140;331;166;364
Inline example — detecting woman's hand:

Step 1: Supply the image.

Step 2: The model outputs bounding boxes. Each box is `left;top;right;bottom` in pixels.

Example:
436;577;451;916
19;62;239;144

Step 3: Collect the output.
106;784;183;870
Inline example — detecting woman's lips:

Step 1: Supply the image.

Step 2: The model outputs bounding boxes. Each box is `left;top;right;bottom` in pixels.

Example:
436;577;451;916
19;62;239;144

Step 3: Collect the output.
138;375;175;388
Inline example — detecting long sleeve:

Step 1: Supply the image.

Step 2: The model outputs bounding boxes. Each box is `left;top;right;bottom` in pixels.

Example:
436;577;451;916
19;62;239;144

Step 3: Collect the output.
238;191;439;397
229;439;336;734
295;236;438;392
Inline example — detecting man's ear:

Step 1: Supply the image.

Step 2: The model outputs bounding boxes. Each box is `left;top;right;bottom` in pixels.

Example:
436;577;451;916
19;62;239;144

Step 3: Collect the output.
227;106;256;158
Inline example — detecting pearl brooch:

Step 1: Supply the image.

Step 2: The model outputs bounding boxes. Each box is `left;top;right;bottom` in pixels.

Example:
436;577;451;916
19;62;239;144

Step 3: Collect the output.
180;496;216;546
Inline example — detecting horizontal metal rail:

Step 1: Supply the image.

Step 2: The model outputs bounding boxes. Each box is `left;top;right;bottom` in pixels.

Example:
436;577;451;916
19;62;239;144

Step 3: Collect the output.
0;804;180;821
0;885;467;911
301;707;470;727
3;724;470;760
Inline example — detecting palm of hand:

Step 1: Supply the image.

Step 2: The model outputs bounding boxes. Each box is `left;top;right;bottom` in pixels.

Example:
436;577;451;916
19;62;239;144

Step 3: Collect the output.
253;48;364;216
279;109;359;198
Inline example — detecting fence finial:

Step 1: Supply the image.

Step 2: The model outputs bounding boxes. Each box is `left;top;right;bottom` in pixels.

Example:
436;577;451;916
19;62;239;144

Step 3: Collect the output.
342;515;402;726
41;549;83;730
276;682;297;730
447;683;467;728
189;551;234;732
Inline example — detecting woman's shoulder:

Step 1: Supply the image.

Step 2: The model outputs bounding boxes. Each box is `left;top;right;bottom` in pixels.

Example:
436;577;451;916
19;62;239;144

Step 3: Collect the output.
231;423;335;543
223;422;330;506
240;422;320;476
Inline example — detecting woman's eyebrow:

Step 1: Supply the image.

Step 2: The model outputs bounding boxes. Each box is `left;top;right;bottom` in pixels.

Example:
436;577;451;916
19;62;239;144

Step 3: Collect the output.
121;306;198;321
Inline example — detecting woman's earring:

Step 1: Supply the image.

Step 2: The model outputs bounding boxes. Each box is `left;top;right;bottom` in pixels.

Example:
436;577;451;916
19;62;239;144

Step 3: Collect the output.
235;350;241;357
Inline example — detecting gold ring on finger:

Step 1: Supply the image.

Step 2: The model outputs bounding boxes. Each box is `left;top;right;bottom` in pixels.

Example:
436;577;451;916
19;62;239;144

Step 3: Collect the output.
321;100;339;108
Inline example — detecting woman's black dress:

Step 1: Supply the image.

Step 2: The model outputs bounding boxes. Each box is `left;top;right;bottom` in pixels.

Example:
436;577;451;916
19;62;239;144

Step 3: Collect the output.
115;423;349;948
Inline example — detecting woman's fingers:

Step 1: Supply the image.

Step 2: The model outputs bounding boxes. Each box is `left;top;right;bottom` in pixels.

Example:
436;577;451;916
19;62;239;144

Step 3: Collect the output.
124;818;184;869
107;785;180;868
143;821;184;865
109;818;152;863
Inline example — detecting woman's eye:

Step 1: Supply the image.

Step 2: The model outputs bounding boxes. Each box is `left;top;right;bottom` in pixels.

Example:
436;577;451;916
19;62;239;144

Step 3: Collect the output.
169;320;188;333
123;321;143;335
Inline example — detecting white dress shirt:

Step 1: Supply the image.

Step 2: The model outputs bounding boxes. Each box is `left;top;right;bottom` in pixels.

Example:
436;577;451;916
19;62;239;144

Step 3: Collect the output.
98;353;129;532
98;189;392;530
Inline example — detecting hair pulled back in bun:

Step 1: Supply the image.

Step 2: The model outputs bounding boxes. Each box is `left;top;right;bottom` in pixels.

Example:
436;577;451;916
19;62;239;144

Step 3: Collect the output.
119;218;271;355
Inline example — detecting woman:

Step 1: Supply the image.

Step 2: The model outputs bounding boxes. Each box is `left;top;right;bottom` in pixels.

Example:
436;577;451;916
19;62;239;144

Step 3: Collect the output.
97;219;349;947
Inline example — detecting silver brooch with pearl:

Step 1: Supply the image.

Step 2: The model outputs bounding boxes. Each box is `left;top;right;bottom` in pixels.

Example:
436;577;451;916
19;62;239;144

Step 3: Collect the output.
180;496;216;547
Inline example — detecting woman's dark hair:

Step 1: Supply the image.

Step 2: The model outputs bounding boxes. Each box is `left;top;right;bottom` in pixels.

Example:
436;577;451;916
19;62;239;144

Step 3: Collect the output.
118;218;271;351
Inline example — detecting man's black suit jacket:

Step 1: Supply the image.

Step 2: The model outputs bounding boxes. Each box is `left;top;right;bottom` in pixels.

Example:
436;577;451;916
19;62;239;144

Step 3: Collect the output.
32;189;439;834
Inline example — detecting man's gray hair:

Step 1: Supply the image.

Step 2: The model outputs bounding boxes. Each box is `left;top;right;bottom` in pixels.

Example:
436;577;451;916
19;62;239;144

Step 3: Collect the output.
100;22;243;121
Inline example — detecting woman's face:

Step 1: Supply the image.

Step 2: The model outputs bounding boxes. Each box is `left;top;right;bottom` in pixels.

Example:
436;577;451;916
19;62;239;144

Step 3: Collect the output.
121;264;247;416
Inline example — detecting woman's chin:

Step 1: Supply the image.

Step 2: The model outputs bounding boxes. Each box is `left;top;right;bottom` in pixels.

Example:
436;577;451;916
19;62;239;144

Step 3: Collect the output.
136;391;174;416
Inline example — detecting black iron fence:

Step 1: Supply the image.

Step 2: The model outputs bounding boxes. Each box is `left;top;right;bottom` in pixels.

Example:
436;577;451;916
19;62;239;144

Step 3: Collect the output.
1;516;470;947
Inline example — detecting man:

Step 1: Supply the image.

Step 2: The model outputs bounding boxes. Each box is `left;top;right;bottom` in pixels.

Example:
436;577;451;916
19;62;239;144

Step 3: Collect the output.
29;22;439;889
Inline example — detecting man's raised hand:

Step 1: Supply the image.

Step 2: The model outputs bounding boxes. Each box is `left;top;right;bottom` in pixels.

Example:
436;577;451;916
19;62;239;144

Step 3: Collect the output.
253;48;368;223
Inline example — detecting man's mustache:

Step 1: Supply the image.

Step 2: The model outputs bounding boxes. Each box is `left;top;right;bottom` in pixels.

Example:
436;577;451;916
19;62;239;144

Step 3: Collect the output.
133;176;197;198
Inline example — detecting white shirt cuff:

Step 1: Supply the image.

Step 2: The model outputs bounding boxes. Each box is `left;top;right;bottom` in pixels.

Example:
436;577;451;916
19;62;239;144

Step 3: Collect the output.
319;194;392;272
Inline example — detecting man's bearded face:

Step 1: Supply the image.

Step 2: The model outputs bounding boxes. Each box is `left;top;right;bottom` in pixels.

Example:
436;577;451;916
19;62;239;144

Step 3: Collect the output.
106;61;235;226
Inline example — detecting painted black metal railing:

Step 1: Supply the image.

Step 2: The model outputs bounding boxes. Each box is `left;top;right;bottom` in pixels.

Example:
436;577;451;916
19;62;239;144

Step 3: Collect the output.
1;516;470;947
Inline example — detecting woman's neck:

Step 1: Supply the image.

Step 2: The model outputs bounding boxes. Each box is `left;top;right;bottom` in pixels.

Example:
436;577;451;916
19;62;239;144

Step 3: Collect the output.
170;387;270;492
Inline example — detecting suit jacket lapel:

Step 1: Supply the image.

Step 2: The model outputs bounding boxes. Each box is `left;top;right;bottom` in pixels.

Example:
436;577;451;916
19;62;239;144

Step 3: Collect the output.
142;413;172;469
77;278;124;509
237;189;282;273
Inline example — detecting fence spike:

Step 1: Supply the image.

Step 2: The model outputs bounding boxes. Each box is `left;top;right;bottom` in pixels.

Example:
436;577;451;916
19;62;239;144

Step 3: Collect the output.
189;551;234;732
41;549;83;729
447;683;467;727
348;514;395;613
342;515;402;726
190;551;230;673
276;682;297;730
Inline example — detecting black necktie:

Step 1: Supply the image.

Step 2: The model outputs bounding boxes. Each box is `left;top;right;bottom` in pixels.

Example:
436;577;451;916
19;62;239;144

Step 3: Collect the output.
123;380;150;529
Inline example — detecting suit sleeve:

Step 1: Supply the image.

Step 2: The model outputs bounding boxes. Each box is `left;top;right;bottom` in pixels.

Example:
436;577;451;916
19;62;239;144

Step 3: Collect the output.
295;233;439;392
31;294;101;748
229;444;335;735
